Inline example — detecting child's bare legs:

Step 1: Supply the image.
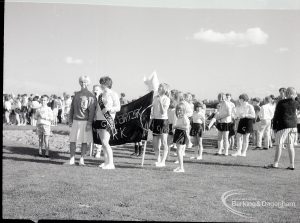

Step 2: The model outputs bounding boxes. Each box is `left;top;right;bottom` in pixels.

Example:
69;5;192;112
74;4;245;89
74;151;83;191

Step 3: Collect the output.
191;136;199;159
166;134;173;160
217;131;223;154
287;143;295;168
229;135;235;150
95;144;102;158
174;144;184;172
5;111;10;124
153;136;161;163
15;113;20;126
44;135;50;156
198;137;203;159
159;134;169;165
38;135;44;155
232;133;243;156
78;143;87;165
99;130;114;169
69;142;76;164
241;133;250;156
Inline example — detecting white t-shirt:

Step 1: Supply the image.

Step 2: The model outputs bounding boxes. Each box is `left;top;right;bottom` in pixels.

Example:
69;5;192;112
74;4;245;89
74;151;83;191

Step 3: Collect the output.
235;102;255;119
259;103;275;120
174;115;190;130
95;89;120;121
151;95;170;119
4;101;12;110
192;110;205;124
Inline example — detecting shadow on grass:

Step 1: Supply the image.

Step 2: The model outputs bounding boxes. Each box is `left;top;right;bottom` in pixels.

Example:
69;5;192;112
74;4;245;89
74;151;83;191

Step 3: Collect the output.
3;146;70;163
2;156;67;165
183;160;264;169
51;129;70;135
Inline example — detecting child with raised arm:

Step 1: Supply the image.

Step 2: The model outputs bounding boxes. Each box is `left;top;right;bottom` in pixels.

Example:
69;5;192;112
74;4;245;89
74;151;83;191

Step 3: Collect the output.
173;102;190;172
34;95;54;157
190;101;205;160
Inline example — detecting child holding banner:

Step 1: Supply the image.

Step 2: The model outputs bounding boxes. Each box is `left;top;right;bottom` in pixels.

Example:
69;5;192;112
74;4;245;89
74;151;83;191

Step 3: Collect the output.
173;102;190;172
96;76;120;169
150;83;170;167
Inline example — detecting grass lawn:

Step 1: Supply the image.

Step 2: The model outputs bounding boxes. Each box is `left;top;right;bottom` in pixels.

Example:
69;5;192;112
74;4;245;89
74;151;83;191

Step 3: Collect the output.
2;124;300;222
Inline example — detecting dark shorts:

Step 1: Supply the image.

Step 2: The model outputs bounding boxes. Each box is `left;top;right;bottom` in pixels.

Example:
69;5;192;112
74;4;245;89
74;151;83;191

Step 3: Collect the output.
150;119;169;136
21;106;28;113
12;109;21;115
173;129;187;145
237;118;254;134
190;123;203;137
168;124;173;135
229;122;236;137
92;120;108;144
216;122;230;132
297;124;300;134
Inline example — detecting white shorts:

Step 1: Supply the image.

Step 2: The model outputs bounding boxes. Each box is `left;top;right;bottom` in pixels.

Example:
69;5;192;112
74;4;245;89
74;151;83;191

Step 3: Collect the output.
275;128;297;148
69;120;93;144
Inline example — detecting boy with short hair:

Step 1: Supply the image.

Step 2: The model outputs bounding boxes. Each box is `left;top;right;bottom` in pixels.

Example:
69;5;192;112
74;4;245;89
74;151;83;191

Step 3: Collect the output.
34;95;54;157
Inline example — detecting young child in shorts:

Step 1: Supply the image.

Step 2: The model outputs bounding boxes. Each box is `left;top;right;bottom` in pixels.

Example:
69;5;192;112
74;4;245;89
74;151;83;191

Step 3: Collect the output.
34;95;54;157
190;102;205;160
172;102;190;172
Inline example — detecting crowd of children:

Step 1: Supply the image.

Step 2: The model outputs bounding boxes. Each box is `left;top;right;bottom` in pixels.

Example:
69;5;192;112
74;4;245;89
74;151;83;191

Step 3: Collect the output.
3;86;300;172
150;85;300;173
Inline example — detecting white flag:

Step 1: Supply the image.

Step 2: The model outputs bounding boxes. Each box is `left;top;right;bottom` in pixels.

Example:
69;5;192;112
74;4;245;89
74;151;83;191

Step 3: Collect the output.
143;70;159;92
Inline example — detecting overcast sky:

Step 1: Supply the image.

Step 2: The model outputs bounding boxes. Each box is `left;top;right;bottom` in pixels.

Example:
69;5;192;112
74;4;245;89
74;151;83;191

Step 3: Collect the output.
4;1;300;100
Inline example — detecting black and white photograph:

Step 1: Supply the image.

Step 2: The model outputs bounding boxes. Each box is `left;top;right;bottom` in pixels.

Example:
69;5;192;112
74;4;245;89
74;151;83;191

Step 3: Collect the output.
3;0;300;222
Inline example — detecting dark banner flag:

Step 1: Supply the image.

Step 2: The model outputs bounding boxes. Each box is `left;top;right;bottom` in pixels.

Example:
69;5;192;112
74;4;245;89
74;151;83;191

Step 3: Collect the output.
107;91;153;146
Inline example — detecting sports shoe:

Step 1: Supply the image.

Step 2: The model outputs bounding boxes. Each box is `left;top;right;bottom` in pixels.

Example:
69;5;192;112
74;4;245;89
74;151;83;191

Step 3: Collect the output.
253;147;261;150
190;156;196;160
102;164;115;169
99;163;106;168
263;147;268;150
173;167;180;172
196;156;202;160
188;143;193;149
174;168;185;173
231;152;241;157
65;157;75;165
286;167;295;170
174;160;179;164
241;153;246;157
264;163;278;169
79;157;85;166
156;162;166;167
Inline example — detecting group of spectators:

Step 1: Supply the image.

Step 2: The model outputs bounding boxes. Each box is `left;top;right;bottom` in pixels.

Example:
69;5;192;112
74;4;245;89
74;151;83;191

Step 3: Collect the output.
3;93;73;126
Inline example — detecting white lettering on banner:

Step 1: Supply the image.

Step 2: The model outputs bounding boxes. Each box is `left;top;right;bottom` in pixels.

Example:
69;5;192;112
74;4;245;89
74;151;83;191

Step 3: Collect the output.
117;107;143;125
120;127;127;138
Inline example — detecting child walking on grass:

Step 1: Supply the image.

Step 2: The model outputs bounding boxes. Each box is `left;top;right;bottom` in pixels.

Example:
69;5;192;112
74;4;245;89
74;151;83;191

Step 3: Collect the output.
34;95;54;157
172;102;190;173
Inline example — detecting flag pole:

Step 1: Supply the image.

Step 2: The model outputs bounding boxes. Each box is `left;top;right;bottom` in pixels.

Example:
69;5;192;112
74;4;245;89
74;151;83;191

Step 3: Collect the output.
141;140;147;166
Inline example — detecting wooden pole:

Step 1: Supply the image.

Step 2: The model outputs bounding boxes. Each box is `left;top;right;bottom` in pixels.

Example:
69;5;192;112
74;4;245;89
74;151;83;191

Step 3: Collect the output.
141;140;147;167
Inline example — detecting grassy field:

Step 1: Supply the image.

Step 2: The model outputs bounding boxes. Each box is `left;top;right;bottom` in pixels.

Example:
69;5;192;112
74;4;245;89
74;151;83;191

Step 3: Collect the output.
2;124;300;222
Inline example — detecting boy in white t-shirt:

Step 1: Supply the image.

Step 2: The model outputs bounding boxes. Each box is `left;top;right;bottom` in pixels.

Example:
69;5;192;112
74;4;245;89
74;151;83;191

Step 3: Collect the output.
34;95;54;157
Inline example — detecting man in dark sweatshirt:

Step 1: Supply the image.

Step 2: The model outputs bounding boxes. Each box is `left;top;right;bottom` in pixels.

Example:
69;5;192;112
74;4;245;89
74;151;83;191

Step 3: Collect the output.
265;87;300;170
